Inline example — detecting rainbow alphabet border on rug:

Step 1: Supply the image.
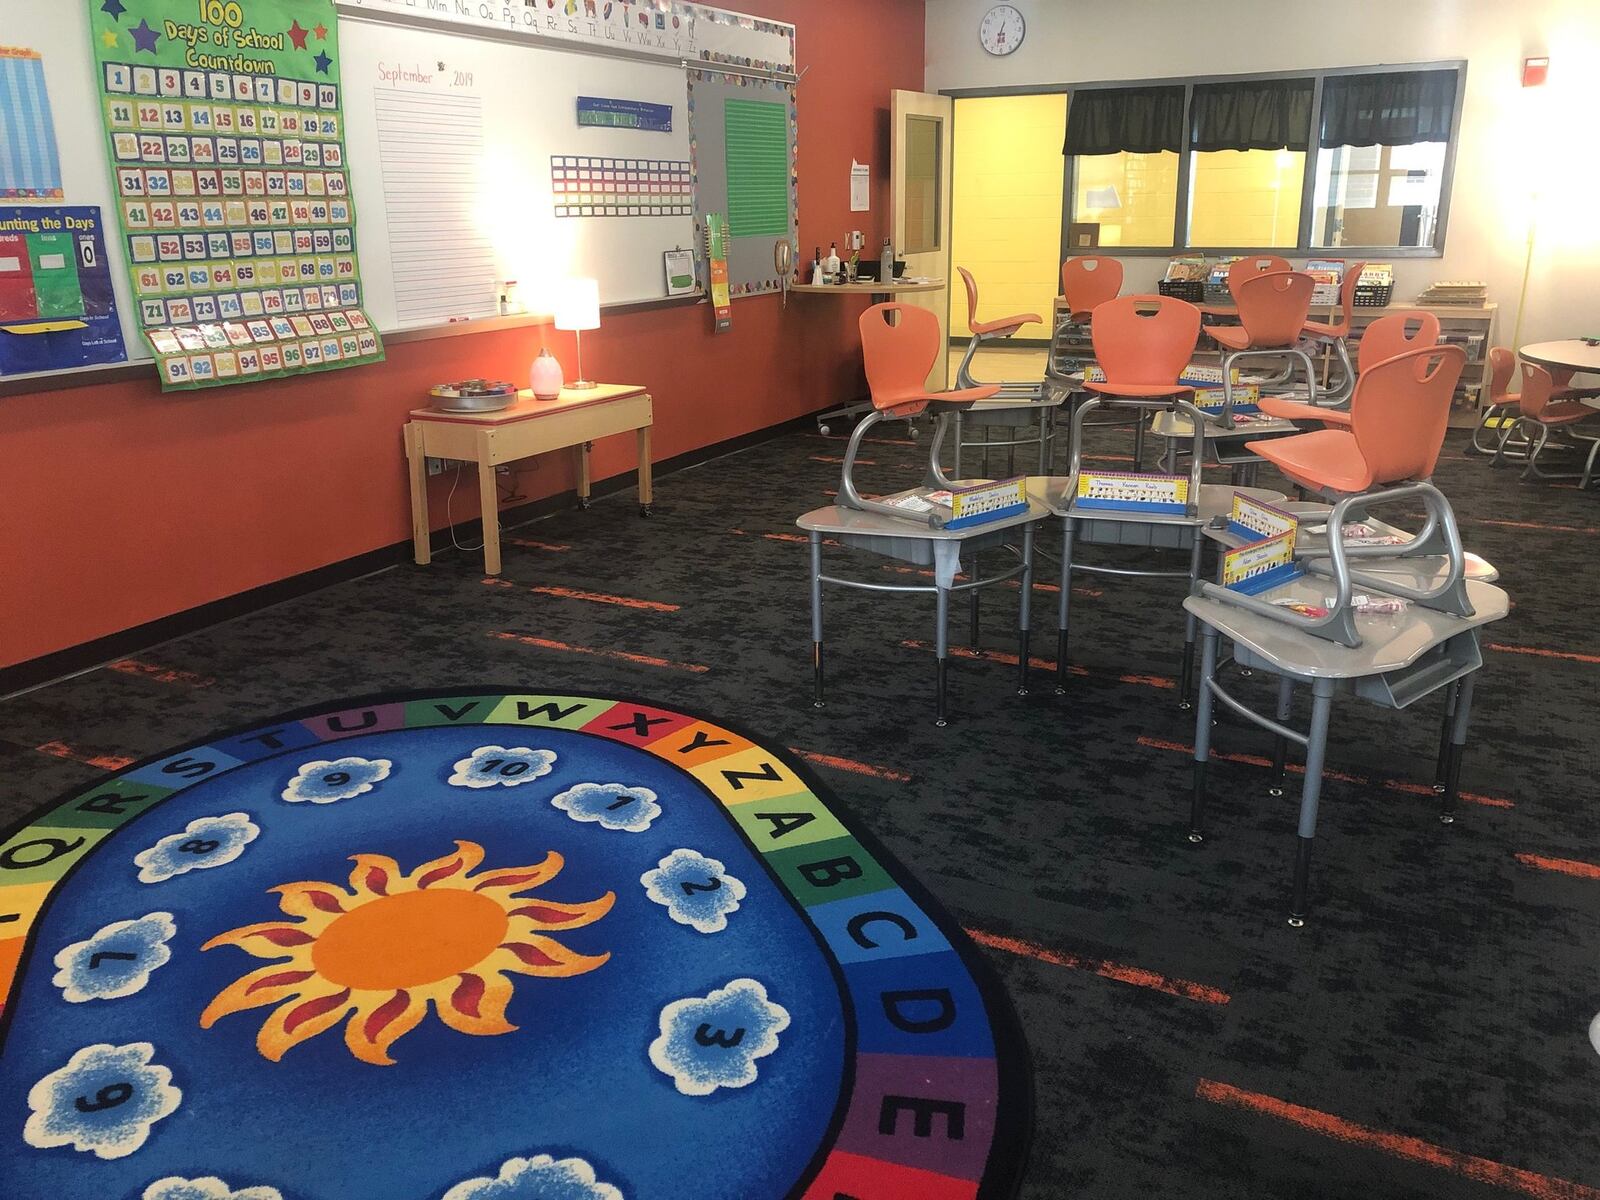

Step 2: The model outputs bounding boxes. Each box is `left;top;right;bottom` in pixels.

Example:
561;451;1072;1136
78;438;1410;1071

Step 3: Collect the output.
0;689;1032;1200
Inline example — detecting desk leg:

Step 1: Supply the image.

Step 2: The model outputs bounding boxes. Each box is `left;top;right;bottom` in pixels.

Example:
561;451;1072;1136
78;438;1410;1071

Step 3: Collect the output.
1054;518;1076;694
477;444;501;576
1179;534;1203;708
637;425;654;516
1439;673;1476;825
1289;680;1336;927
576;441;593;510
1188;626;1219;842
1432;679;1459;793
968;561;981;650
1268;676;1293;797
935;584;950;728
404;424;431;566
954;411;964;480
1017;521;1034;695
809;532;826;708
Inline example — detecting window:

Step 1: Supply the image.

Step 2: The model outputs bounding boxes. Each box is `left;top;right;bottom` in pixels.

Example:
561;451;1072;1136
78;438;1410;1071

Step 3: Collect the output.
1311;69;1457;249
903;114;943;254
1053;63;1463;254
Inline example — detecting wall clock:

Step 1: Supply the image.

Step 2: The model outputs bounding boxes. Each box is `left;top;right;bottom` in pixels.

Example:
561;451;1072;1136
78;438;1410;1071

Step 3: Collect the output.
979;4;1026;56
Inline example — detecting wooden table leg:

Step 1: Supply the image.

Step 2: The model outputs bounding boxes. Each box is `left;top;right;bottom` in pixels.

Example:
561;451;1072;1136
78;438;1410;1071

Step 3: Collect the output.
477;433;501;575
404;423;431;565
576;440;592;510
637;424;653;515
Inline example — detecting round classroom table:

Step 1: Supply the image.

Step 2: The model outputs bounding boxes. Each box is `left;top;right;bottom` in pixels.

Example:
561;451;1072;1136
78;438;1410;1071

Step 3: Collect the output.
1519;339;1600;376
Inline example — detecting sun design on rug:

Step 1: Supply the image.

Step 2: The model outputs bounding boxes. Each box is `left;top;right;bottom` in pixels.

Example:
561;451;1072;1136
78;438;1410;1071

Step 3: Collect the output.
199;840;614;1066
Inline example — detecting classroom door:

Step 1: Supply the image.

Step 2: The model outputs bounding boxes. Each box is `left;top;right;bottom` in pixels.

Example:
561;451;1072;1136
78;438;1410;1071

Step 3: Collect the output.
891;89;953;390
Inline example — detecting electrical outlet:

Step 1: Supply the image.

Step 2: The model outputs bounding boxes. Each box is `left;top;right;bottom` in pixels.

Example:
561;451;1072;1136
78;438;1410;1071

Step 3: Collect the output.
848;230;863;250
425;456;447;476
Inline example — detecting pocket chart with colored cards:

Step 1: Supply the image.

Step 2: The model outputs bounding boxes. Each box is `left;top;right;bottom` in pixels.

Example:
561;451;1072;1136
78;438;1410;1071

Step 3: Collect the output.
0;206;127;374
88;0;382;389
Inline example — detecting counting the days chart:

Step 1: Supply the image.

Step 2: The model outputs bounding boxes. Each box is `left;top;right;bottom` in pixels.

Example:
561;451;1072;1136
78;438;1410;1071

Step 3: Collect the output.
88;0;381;389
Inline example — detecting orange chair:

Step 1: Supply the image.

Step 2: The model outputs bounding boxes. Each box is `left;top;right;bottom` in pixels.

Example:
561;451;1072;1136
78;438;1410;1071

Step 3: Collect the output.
1471;347;1520;456
1297;261;1365;404
1085;293;1202;401
838;303;1002;520
1204;270;1319;417
1247;344;1466;497
1060;255;1124;322
1504;361;1600;487
1259;311;1440;426
1222;255;1292;302
954;266;1042;391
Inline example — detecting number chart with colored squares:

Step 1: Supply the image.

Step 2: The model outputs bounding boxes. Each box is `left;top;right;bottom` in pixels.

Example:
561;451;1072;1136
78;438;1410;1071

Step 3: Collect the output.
0;206;128;374
88;0;382;390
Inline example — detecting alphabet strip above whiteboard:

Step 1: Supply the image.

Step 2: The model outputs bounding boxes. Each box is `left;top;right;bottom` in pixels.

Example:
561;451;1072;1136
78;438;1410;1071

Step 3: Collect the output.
337;0;794;77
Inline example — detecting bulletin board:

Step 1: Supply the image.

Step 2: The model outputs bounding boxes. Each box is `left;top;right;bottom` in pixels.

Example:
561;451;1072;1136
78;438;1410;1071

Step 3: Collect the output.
687;69;797;297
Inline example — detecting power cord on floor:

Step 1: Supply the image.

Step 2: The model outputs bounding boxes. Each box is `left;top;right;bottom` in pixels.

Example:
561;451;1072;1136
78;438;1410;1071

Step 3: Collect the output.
441;463;533;553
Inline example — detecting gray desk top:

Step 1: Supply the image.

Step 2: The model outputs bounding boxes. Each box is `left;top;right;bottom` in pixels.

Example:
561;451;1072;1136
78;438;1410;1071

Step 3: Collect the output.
1184;576;1509;679
796;496;1051;540
1027;478;1285;524
1520;339;1600;376
1250;504;1500;583
1149;410;1300;441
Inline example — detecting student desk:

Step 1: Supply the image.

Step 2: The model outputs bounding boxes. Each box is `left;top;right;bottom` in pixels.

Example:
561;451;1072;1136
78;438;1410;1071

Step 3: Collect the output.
404;384;652;575
1029;477;1285;705
1146;408;1301;482
796;497;1048;726
1184;573;1509;925
1518;339;1600;377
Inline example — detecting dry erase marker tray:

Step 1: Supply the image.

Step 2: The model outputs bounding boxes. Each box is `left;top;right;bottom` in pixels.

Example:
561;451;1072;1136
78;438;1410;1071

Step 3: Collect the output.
429;379;518;412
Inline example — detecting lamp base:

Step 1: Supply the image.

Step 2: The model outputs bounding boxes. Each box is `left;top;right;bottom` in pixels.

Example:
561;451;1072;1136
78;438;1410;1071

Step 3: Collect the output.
569;379;597;391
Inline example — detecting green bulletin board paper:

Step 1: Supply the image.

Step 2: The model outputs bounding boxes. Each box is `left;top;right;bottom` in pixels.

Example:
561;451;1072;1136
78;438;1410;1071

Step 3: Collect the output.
87;0;382;389
724;98;788;238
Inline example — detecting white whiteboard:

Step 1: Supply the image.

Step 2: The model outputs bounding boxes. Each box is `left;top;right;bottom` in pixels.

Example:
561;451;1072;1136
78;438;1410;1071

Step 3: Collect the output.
338;13;698;326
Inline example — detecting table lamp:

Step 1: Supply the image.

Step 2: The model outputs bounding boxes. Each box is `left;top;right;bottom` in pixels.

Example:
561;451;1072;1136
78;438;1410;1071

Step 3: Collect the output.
555;277;600;391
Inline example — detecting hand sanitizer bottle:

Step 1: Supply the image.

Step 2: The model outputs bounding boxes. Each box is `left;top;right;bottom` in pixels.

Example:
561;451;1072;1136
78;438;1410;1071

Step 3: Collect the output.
880;237;894;284
824;242;841;282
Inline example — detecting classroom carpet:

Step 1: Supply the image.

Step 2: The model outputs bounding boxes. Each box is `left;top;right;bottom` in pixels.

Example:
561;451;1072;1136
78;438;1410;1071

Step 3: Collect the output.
0;690;1029;1200
3;421;1598;1200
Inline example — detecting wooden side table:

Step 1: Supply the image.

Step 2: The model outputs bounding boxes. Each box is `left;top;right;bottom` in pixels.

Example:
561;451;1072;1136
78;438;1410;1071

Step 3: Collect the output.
404;383;653;575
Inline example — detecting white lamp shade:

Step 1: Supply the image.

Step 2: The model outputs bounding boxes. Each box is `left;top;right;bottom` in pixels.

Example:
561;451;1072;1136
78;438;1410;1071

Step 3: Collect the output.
554;278;601;331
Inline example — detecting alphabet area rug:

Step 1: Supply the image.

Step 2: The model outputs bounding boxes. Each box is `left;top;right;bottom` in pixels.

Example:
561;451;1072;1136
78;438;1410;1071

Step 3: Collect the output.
0;689;1031;1200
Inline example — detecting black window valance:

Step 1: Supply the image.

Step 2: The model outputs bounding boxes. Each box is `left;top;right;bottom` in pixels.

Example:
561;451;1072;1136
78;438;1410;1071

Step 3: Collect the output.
1190;77;1313;152
1320;69;1457;147
1064;85;1184;156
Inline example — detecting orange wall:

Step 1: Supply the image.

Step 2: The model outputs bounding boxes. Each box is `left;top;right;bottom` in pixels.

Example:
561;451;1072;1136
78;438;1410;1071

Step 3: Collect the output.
4;0;926;672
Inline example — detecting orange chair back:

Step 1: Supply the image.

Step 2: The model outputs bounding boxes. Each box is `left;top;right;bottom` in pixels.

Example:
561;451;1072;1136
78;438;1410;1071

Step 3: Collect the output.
1327;260;1365;335
859;303;940;415
1061;256;1123;317
1350;344;1466;484
1357;311;1440;372
1226;254;1292;300
1487;346;1518;405
1090;294;1201;387
1517;362;1557;420
957;266;981;333
1233;271;1315;348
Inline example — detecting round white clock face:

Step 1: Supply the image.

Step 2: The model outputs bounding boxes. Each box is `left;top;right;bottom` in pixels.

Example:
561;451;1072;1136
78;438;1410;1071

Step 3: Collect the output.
979;4;1025;56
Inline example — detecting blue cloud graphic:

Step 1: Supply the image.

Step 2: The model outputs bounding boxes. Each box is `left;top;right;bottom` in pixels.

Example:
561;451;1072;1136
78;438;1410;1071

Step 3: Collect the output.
142;1177;284;1200
640;849;746;933
441;1154;623;1200
552;782;660;832
24;1042;182;1159
280;756;392;804
52;912;176;1002
448;745;558;790
134;813;259;884
648;978;790;1096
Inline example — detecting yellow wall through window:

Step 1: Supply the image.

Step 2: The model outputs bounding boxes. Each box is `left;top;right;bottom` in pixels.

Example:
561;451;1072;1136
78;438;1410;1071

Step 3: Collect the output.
1072;152;1180;247
948;93;1067;339
1187;149;1304;248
